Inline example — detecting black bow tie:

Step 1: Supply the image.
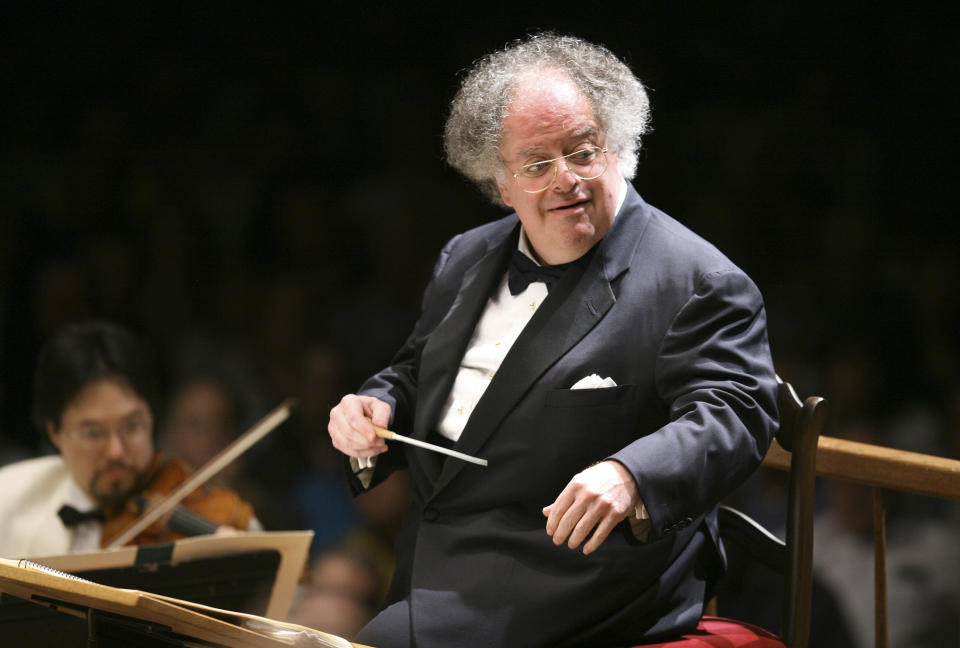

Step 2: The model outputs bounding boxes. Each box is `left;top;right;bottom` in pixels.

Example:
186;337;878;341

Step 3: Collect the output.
58;504;104;527
508;249;573;296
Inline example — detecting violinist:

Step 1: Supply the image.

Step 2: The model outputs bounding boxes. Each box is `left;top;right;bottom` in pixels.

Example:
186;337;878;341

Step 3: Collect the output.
0;320;261;559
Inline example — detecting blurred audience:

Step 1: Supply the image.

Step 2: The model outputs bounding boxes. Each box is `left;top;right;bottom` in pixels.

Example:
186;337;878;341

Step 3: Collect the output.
288;530;394;639
0;7;956;638
813;420;960;648
160;375;245;486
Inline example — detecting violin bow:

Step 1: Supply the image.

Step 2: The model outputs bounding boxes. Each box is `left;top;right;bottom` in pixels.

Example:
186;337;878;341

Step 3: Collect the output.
105;398;296;549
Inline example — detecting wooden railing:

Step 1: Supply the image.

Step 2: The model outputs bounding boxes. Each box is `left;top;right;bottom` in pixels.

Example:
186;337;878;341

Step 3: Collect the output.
763;436;960;648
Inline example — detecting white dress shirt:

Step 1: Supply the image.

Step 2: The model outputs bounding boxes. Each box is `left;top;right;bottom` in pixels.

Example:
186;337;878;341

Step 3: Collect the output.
437;179;629;440
61;477;104;553
436;231;549;442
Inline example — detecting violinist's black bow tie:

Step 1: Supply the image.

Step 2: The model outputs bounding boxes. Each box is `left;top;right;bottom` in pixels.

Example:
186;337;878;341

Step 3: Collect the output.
508;249;572;296
57;504;104;527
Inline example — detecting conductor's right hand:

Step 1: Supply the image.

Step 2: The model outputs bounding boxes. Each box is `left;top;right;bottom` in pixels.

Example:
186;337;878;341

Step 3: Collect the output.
328;394;391;459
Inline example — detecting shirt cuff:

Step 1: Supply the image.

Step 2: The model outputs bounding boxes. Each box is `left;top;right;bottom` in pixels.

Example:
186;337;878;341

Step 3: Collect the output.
629;499;651;542
349;456;377;489
355;456;376;470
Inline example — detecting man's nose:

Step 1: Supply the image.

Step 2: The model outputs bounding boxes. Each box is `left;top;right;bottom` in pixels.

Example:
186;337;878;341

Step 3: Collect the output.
553;160;579;192
104;430;126;457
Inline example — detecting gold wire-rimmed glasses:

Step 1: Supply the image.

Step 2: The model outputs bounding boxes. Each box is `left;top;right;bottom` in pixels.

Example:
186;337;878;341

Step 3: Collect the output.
511;145;609;193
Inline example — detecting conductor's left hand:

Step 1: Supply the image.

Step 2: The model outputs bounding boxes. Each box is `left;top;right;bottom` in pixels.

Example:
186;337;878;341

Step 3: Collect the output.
543;460;640;555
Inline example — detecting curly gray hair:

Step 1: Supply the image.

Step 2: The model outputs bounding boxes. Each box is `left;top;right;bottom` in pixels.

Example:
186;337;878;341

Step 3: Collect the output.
444;33;651;206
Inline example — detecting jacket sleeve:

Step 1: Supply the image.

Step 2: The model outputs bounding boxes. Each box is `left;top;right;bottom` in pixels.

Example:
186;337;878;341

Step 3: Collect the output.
608;268;779;539
344;233;465;491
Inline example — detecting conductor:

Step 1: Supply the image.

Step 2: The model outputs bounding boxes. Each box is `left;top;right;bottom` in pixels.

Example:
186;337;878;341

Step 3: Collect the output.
328;33;778;647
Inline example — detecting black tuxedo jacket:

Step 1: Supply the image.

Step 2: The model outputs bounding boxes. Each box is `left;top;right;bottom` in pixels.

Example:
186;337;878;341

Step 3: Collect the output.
352;184;778;647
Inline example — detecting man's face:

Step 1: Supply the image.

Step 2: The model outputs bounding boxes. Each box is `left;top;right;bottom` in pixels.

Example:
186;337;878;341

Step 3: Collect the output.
48;377;154;507
497;71;622;266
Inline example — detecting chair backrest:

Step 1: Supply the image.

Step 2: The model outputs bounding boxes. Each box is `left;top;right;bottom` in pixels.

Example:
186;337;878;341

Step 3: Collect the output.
763;402;960;648
776;376;826;647
716;376;826;648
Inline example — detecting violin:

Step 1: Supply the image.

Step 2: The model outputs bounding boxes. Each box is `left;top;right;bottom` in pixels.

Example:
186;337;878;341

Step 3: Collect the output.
100;456;254;548
99;399;294;549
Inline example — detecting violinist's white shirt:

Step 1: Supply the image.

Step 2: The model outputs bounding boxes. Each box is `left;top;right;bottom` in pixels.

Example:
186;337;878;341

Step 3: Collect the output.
0;455;78;558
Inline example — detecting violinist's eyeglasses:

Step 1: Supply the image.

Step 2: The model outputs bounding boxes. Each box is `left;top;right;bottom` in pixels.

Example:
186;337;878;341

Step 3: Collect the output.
509;145;609;194
64;418;152;450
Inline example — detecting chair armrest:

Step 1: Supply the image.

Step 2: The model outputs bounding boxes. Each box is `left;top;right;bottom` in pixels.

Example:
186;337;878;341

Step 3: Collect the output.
718;505;785;574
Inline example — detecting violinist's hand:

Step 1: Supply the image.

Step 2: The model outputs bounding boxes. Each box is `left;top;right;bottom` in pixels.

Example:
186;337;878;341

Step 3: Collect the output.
328;394;391;459
543;460;639;555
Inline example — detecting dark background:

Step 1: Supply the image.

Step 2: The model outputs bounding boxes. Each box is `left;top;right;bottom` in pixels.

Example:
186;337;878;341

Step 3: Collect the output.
1;4;958;643
3;5;957;453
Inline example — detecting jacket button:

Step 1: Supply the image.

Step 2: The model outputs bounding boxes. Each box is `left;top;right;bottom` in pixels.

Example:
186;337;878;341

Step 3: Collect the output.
423;508;438;522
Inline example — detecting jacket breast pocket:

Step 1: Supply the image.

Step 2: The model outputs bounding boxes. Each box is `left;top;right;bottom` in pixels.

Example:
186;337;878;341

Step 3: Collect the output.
545;384;635;408
539;384;641;483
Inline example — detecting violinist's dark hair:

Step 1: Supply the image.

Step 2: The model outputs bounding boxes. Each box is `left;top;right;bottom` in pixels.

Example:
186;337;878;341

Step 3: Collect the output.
32;320;159;431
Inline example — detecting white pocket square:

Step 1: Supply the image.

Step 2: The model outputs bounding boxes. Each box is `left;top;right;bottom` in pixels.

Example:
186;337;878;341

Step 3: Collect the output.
570;374;617;389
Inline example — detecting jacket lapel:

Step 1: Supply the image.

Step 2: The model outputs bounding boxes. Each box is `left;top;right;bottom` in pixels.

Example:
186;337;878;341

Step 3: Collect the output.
413;231;514;480
429;246;616;499
424;183;651;497
29;476;75;557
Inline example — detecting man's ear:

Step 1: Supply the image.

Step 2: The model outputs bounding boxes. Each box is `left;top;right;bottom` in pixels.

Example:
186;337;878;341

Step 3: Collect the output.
497;181;514;208
47;422;63;451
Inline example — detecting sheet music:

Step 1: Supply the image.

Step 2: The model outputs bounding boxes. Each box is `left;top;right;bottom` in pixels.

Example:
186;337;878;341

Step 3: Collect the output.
34;530;313;620
0;557;361;647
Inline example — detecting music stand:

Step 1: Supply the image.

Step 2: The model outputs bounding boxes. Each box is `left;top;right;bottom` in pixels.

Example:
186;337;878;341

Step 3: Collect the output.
34;530;312;620
0;555;359;648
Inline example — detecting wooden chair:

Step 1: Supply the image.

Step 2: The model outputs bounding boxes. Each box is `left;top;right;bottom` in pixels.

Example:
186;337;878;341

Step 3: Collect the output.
634;376;826;648
763;409;960;648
